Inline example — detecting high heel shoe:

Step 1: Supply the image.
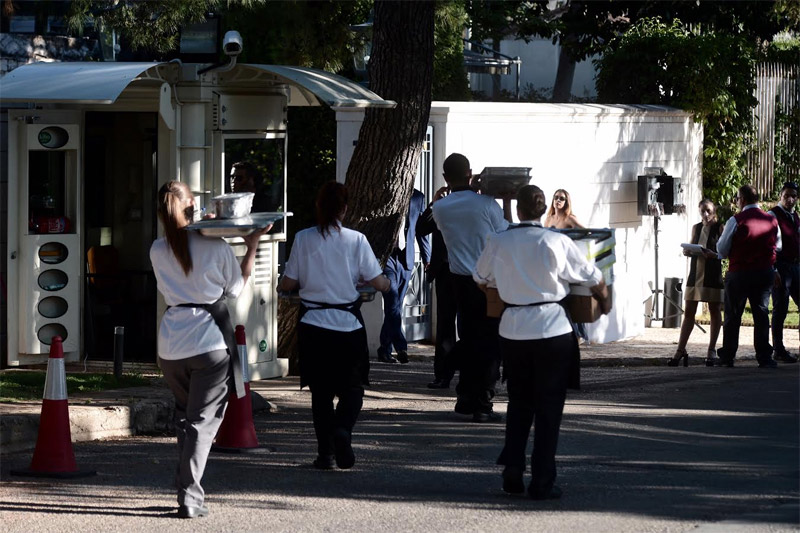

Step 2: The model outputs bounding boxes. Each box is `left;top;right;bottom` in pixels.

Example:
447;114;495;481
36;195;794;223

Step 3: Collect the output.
667;348;689;367
705;348;717;367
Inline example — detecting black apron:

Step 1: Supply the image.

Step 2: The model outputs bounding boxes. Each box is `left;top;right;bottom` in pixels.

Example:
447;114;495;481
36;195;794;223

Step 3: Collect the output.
172;298;245;399
297;297;369;388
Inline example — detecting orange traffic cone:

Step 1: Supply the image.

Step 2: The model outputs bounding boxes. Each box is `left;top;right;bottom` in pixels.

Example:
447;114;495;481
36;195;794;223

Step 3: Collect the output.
11;336;95;478
212;325;260;453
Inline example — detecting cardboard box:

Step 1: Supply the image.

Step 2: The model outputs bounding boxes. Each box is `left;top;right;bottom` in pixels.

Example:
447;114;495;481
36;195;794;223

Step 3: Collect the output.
567;285;613;323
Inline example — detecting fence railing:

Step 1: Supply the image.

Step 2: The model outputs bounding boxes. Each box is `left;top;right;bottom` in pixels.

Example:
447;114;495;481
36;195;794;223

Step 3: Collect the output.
747;62;799;199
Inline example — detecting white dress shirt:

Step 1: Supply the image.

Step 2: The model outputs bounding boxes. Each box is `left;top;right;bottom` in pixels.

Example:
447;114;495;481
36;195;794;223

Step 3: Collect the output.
432;189;509;275
284;223;383;332
151;231;245;360
473;221;603;340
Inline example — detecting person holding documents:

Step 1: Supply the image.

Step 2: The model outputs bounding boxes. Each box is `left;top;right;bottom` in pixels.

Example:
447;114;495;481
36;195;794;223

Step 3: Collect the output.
669;199;724;367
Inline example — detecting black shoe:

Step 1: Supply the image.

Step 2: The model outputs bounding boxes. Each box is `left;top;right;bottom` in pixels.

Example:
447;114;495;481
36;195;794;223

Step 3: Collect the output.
472;410;502;423
377;350;398;364
427;378;451;389
529;485;563;500
177;504;209;519
396;350;409;364
667;348;689;367
312;454;335;470
333;428;355;470
758;359;778;368
502;466;525;494
715;358;734;368
454;399;476;415
774;351;798;363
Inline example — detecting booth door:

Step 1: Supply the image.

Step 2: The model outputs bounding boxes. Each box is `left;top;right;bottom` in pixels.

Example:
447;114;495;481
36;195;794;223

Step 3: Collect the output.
82;112;159;363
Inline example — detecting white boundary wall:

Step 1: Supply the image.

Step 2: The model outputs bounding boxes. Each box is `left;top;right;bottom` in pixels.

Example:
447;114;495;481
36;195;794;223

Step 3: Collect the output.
335;102;703;347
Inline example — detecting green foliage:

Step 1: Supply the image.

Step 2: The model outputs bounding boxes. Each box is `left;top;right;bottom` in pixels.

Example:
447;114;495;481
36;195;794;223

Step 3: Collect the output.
0;370;152;402
595;18;759;206
433;0;470;101
284;107;337;253
67;0;213;53
221;1;372;71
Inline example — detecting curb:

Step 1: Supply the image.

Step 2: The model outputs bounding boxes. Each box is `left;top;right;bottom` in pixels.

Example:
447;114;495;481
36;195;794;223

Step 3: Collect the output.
1;397;174;455
1;391;274;456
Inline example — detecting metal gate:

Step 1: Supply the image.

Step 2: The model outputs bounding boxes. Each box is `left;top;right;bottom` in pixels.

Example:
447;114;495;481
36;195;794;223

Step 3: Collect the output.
403;125;433;341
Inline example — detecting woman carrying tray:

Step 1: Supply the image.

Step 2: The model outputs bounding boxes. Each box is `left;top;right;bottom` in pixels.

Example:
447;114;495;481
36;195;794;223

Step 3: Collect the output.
278;181;390;470
150;181;270;519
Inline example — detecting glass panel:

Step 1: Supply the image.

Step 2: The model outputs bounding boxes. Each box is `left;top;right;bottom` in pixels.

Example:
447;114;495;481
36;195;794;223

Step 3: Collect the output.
38;323;68;345
38;270;69;291
29;150;68;234
224;137;286;232
39;296;68;318
38;242;69;264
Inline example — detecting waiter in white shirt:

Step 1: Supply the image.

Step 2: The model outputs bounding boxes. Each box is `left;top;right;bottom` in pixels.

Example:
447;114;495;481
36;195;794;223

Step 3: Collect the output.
474;184;610;500
432;153;512;423
279;182;390;471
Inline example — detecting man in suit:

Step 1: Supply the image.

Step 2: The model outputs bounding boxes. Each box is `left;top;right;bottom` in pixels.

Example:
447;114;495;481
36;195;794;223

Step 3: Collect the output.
769;182;800;364
377;189;431;364
716;184;780;368
416;186;458;388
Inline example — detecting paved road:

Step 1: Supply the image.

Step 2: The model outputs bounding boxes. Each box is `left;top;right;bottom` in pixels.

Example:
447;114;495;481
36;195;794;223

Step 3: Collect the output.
1;359;798;532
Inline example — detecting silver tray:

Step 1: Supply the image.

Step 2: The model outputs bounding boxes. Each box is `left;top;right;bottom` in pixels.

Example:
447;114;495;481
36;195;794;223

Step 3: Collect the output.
279;286;377;304
187;212;292;237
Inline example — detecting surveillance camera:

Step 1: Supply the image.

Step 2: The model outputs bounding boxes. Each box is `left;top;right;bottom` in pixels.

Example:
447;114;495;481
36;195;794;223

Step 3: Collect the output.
223;30;242;57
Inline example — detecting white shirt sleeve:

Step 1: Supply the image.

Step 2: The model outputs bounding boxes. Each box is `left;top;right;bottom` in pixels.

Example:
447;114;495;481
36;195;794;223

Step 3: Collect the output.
284;232;302;280
222;243;245;299
488;200;509;233
716;218;738;259
473;234;498;286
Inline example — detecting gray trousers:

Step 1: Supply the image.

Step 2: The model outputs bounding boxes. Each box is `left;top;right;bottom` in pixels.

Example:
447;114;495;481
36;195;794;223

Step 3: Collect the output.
160;349;230;508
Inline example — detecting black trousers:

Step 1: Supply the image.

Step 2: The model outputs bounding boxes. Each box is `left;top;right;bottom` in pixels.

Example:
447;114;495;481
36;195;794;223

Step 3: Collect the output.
497;333;575;495
718;268;774;364
298;323;367;457
433;268;457;382
451;274;501;413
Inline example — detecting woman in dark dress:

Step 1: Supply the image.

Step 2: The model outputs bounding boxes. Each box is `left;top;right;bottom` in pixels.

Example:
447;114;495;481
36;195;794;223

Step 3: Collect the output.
669;199;724;367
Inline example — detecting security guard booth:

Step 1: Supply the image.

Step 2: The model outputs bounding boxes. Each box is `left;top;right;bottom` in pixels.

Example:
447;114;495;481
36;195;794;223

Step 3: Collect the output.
2;60;393;379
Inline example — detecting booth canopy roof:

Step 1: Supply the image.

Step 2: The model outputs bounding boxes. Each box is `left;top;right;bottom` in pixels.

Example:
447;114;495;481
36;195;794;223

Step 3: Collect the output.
0;62;395;108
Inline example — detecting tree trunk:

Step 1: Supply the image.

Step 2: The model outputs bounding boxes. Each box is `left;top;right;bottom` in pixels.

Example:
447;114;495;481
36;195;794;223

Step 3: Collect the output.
278;0;435;371
552;41;577;102
344;0;435;261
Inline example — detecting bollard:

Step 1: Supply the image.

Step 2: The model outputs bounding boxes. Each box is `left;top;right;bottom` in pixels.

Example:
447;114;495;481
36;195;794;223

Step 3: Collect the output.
113;326;124;379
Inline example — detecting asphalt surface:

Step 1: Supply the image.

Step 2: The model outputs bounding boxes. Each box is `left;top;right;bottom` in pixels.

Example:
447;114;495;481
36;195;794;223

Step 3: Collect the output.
1;349;798;532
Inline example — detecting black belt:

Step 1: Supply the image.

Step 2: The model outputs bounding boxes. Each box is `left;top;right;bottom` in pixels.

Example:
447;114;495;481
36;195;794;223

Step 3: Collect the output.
171;298;245;399
299;297;365;329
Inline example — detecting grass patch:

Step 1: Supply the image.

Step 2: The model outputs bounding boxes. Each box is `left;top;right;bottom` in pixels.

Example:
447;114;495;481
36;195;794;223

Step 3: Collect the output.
698;300;798;327
0;371;153;402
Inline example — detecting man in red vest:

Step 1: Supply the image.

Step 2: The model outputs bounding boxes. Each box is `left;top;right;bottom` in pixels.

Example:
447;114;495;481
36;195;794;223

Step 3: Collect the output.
716;185;780;368
769;182;800;364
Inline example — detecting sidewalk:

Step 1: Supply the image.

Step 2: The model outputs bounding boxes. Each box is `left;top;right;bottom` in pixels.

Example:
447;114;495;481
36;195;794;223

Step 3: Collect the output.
0;325;768;455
